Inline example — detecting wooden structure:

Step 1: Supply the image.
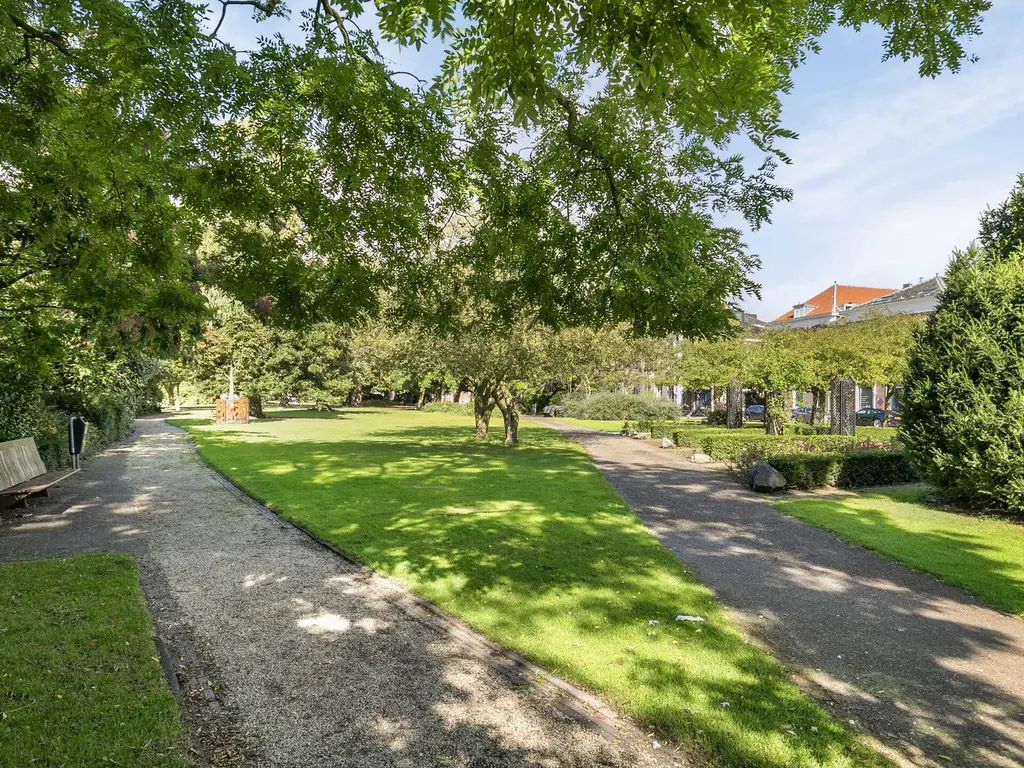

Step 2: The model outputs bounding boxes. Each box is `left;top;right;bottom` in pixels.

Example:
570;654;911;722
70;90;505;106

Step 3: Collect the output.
215;398;250;423
0;438;78;506
829;376;857;436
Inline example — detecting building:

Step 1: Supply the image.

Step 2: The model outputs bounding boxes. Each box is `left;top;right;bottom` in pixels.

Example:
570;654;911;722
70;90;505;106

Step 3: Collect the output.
771;283;896;328
840;275;944;322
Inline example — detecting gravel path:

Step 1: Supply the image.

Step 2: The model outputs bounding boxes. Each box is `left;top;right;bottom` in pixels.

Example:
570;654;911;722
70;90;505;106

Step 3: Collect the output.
540;419;1024;768
0;417;680;768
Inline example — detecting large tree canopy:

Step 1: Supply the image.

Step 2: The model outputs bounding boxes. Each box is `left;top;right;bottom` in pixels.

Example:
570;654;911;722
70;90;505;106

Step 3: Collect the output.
2;0;991;352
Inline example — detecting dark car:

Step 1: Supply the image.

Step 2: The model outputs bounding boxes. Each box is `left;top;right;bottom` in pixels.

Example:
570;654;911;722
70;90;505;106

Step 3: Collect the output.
745;404;765;422
855;408;899;427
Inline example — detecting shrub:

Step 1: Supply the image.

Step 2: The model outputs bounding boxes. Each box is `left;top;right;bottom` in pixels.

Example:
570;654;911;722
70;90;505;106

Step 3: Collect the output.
422;401;473;415
0;352;157;472
563;392;680;421
703;410;727;426
901;244;1024;512
768;451;917;490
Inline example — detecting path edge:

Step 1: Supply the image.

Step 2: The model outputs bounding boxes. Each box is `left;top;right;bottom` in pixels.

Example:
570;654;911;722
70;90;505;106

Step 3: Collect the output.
166;417;697;768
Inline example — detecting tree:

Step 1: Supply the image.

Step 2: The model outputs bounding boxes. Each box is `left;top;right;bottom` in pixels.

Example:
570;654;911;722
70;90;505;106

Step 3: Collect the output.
188;297;277;416
858;315;924;419
741;332;811;435
901;245;1024;512
672;336;746;410
4;0;987;342
439;319;543;444
979;173;1024;260
543;326;627;396
788;323;874;424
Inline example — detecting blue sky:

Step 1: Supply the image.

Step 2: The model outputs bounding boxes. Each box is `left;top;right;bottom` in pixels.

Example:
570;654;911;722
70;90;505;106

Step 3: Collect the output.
742;3;1024;320
216;3;1024;322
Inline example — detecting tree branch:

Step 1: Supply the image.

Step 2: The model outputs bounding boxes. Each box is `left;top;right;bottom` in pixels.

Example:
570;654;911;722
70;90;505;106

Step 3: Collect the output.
0;268;38;293
205;0;282;40
542;84;623;219
8;14;70;55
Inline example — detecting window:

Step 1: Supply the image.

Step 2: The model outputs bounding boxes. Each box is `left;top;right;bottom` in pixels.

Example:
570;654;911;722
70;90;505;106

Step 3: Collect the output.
859;386;873;409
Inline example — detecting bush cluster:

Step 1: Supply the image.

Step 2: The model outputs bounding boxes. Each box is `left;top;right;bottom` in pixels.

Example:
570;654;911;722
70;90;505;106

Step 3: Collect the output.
563;392;680;421
791;424;830;435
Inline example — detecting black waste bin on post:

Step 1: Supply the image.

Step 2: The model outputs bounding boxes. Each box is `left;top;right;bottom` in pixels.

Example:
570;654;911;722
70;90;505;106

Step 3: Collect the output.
68;416;87;470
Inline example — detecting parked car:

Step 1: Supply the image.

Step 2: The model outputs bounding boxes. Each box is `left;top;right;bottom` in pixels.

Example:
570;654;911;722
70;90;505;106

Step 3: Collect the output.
745;404;765;422
791;405;813;423
855;408;900;427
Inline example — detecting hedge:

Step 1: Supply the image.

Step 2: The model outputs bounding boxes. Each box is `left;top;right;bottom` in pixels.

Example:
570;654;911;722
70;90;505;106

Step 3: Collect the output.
768;451;916;490
791;424;830;435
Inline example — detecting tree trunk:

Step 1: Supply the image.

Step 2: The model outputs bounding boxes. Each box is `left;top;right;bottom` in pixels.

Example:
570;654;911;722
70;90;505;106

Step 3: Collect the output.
764;390;786;435
474;389;496;438
810;386;826;425
883;385;899;425
346;384;363;407
247;392;265;419
415;388;427;410
494;381;520;445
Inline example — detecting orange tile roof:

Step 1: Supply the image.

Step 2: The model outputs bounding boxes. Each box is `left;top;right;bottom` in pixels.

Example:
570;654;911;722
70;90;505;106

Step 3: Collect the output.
774;284;895;321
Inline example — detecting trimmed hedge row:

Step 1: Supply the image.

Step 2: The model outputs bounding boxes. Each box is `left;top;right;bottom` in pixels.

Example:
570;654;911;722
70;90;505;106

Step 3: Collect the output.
625;419;913;488
768;451;916;490
631;421;899;458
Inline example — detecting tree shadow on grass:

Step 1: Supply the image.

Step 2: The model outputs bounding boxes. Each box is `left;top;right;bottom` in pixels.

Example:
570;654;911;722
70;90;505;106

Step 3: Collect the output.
185;420;894;767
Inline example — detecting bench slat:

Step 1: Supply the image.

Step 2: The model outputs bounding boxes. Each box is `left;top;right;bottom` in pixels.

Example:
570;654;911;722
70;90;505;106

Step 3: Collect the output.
0;438;48;491
0;468;79;496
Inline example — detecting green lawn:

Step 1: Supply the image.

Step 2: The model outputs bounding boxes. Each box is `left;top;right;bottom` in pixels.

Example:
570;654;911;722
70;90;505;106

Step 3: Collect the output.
0;555;188;767
177;408;882;767
552;417;627;432
774;488;1024;615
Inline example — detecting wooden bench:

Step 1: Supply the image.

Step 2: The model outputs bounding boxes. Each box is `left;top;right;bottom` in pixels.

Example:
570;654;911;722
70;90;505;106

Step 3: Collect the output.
0;438;79;505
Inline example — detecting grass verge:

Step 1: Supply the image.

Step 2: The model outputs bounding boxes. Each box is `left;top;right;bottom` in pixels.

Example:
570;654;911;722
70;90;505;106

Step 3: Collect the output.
774;488;1024;615
0;554;188;767
176;408;883;767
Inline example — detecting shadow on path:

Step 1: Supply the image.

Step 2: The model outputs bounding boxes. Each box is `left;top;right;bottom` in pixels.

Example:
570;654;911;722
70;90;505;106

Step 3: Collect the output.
542;419;1024;768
